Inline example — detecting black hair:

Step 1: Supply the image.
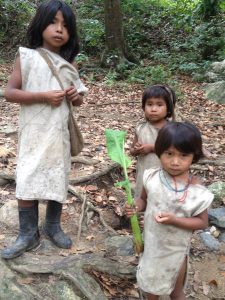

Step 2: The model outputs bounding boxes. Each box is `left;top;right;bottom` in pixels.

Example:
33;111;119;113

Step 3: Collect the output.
155;122;203;163
142;84;176;119
27;0;79;62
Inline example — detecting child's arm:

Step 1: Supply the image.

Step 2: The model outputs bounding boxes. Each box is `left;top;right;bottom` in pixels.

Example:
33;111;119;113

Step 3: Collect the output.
5;56;65;106
155;209;208;230
125;187;147;217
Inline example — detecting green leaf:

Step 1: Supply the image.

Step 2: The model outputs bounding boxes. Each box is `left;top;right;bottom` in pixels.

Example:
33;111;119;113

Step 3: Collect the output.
105;129;132;171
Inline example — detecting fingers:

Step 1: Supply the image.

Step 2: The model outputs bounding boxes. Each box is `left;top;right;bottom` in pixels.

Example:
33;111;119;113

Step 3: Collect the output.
124;203;137;217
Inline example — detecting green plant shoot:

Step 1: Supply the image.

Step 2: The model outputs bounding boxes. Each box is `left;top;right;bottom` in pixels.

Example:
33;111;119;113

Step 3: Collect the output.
105;129;143;254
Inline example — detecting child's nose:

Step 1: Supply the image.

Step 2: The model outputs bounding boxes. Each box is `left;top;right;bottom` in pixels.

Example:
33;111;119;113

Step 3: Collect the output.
171;157;180;165
56;23;63;33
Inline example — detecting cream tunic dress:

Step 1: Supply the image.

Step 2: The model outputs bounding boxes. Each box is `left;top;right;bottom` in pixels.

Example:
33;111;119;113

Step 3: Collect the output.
134;121;161;199
137;167;214;295
16;47;88;203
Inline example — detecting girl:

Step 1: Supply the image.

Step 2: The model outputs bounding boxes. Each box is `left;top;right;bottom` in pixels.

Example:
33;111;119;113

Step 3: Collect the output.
130;84;176;199
126;122;214;300
1;0;88;259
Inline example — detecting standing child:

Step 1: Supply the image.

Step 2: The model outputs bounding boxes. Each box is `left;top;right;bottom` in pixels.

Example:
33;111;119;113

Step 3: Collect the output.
130;84;176;199
1;0;88;259
126;122;214;300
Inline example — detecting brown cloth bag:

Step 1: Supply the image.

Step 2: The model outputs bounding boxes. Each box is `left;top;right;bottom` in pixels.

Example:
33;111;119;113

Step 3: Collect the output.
37;48;84;156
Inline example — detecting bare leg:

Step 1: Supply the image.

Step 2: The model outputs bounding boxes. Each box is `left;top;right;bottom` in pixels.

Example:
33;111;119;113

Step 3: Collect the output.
145;293;159;300
170;257;187;300
18;199;35;207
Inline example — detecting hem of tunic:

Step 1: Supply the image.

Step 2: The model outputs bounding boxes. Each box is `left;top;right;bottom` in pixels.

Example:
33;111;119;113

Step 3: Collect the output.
16;196;66;203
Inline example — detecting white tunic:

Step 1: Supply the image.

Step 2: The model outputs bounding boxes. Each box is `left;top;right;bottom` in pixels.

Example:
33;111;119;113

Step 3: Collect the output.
134;121;161;199
16;47;88;203
137;167;214;295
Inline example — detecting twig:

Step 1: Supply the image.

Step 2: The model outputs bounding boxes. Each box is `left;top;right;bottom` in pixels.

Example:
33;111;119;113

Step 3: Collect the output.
68;185;118;235
77;192;87;243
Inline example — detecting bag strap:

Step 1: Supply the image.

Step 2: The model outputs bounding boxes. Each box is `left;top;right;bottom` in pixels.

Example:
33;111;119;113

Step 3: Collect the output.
37;48;73;111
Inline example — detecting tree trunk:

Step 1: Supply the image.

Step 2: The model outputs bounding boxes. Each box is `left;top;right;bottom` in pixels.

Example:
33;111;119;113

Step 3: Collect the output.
102;0;128;67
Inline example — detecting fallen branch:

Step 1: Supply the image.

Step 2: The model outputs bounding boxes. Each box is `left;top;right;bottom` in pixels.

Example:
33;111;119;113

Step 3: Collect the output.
0;163;119;184
69;162;119;185
71;156;100;165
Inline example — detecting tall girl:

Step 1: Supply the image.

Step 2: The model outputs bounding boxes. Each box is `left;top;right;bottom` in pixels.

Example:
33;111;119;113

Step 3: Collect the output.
1;0;88;259
126;122;214;299
130;84;176;199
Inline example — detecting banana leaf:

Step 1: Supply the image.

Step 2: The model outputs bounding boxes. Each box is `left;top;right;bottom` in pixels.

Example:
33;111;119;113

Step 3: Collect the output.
105;129;143;254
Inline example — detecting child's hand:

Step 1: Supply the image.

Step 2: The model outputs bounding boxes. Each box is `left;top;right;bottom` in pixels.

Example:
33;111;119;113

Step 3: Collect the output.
155;212;176;225
134;143;153;154
124;202;137;218
44;90;65;106
65;86;83;105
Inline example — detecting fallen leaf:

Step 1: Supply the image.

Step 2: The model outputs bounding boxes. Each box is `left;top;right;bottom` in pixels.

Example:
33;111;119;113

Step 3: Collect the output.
208;279;218;287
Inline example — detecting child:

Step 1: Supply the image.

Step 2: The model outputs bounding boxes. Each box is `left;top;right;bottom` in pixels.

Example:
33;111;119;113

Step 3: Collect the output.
1;0;88;259
130;84;176;199
126;122;214;300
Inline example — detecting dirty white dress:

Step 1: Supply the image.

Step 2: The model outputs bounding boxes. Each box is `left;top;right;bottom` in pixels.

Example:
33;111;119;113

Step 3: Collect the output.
16;47;88;203
137;167;214;295
134;121;161;199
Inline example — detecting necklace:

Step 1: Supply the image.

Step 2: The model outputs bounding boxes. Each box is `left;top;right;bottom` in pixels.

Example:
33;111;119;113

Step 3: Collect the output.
159;168;190;202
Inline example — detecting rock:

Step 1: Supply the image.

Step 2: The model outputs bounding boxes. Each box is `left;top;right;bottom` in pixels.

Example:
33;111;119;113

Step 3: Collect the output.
204;81;225;104
208;181;225;204
104;235;134;256
199;232;220;251
101;208;121;229
208;207;225;228
0;201;46;228
219;232;225;243
204;59;225;104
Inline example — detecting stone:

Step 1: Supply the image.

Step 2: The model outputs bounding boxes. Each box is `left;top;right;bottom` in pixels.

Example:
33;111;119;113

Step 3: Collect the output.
199;232;220;251
208;207;225;229
104;235;134;256
208;181;225;203
0;200;47;228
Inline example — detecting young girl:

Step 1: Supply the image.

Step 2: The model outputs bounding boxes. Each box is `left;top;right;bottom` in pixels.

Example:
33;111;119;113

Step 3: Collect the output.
130;84;176;199
126;122;214;300
1;0;88;259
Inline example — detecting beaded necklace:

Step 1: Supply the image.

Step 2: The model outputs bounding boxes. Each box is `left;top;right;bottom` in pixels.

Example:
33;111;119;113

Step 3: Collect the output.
159;168;191;202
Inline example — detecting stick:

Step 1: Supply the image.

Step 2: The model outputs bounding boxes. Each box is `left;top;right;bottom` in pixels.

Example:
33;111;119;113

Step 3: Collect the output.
69;185;118;235
77;192;87;243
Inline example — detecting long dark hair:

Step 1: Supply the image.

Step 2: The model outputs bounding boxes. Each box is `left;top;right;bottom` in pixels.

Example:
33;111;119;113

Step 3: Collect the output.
27;0;79;62
155;122;203;163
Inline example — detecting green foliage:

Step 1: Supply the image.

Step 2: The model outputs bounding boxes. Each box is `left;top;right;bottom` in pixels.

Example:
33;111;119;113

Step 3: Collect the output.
78;19;105;54
105;129;143;254
0;0;224;78
0;0;34;50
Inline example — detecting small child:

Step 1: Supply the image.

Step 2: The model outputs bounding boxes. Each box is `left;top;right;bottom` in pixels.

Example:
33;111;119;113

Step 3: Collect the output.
1;0;88;259
130;84;176;199
126;122;214;299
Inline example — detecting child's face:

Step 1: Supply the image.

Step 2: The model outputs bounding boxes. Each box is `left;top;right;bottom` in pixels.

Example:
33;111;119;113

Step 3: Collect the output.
144;97;167;123
160;146;194;178
42;10;69;53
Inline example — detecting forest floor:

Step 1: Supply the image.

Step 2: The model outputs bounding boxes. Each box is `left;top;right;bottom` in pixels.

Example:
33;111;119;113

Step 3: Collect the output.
0;62;225;299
